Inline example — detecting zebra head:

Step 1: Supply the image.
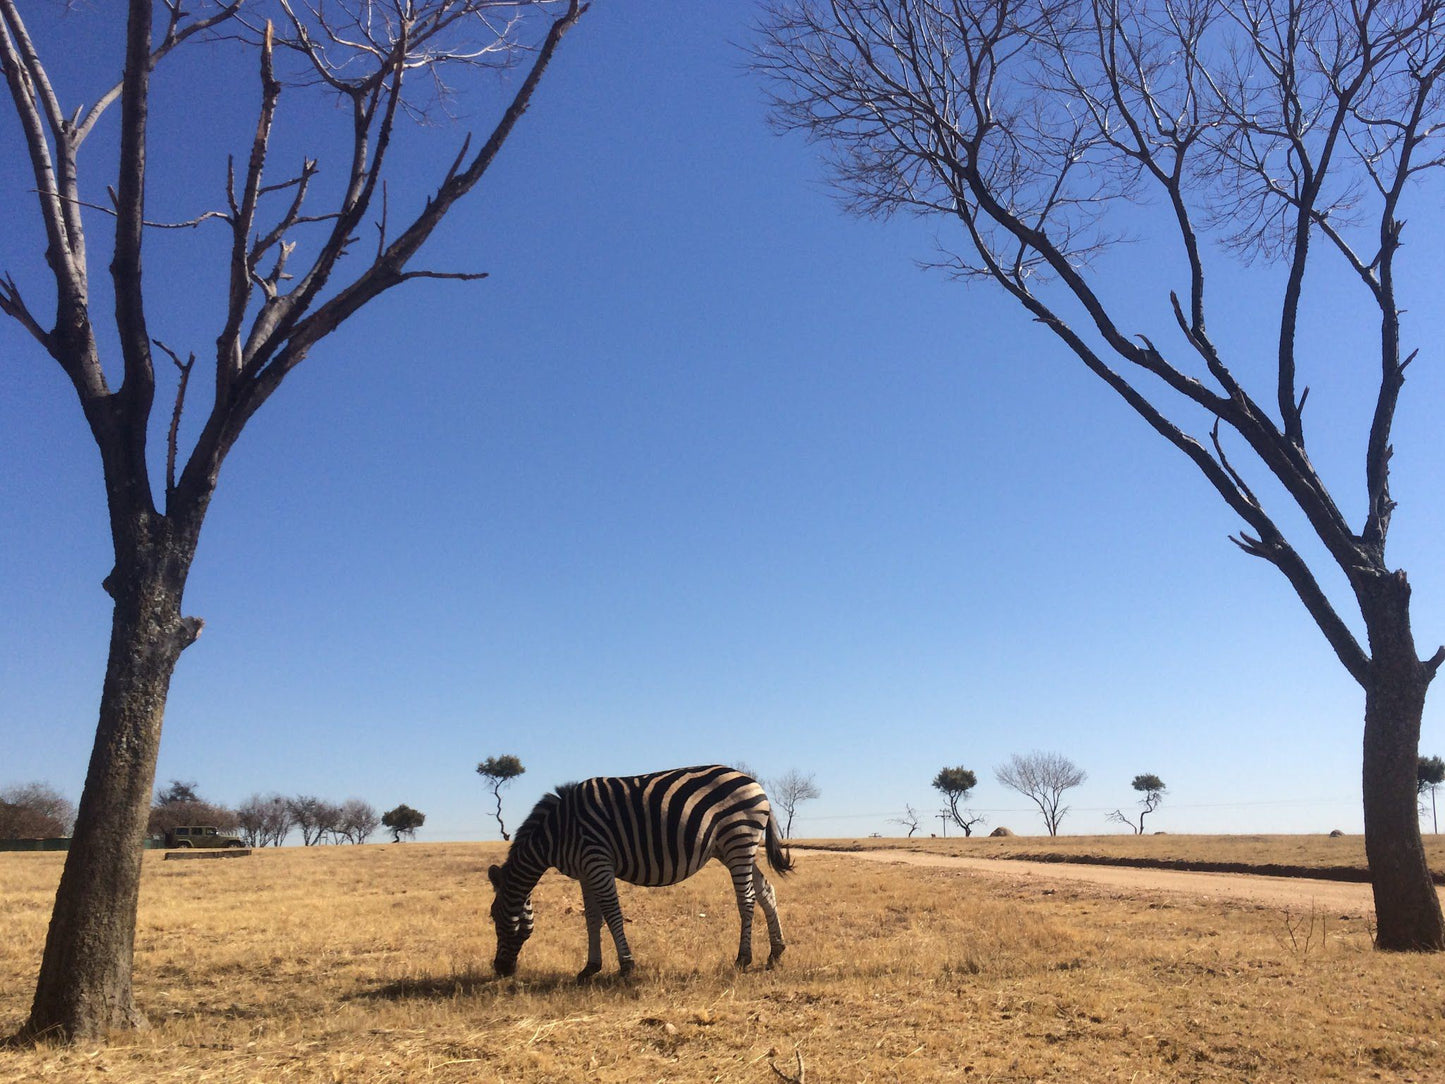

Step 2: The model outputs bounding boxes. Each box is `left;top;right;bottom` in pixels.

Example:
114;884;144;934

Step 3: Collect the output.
488;863;534;976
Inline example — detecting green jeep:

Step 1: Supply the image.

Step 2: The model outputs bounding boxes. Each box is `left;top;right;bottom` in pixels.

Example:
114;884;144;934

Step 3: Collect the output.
165;825;245;849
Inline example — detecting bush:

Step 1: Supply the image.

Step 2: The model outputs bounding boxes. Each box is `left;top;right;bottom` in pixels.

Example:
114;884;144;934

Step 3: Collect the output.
0;783;76;839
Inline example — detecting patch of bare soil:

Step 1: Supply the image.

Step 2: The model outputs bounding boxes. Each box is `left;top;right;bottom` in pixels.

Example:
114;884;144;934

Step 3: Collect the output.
842;847;1422;916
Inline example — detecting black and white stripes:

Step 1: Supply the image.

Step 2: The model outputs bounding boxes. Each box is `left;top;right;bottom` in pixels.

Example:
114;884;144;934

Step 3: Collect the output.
488;765;792;980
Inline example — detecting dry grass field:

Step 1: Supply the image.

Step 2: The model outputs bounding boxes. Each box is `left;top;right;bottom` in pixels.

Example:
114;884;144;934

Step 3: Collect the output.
2;840;1443;1083
804;833;1445;879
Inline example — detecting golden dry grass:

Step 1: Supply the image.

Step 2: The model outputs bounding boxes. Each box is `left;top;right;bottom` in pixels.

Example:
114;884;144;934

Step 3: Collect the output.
2;842;1443;1083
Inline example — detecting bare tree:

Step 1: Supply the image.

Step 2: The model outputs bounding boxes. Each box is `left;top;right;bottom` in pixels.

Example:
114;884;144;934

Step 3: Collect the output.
287;795;343;846
0;0;585;1039
336;798;380;844
0;783;77;839
932;766;987;836
1107;774;1166;835
769;769;821;838
476;754;525;841
236;792;294;847
755;0;1445;950
889;803;922;837
995;752;1086;836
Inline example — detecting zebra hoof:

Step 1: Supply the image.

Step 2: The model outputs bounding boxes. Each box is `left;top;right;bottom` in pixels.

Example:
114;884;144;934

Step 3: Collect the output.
734;956;752;972
576;963;602;983
617;958;636;978
766;945;786;970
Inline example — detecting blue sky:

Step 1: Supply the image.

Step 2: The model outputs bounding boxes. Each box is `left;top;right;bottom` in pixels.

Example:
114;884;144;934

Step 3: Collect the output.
2;3;1441;842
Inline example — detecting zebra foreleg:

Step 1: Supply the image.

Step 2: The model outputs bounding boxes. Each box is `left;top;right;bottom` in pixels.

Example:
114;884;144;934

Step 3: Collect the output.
753;866;786;969
577;886;605;982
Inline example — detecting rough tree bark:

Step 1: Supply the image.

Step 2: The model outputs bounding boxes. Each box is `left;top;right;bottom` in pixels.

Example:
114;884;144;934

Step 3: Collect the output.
1360;576;1441;951
27;526;203;1037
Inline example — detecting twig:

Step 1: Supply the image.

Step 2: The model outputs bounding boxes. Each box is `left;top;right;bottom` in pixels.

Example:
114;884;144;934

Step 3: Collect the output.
769;1049;805;1084
34;189;228;229
376;180;389;259
0;272;52;350
395;269;489;283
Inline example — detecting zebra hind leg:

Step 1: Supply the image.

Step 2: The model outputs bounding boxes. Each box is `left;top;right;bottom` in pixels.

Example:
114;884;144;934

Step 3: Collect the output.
729;857;758;970
753;866;786;969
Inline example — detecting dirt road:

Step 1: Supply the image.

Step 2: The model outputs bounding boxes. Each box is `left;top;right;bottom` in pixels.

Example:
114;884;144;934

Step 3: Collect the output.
842;847;1400;916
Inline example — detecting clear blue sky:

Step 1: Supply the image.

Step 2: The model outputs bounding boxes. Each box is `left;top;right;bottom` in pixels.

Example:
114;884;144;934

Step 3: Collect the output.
2;3;1442;842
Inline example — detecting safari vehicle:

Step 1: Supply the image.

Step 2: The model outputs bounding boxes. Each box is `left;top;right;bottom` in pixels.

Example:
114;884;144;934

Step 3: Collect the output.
164;825;245;849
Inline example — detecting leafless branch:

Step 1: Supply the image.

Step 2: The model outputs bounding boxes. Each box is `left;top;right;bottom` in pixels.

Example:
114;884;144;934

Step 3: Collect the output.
35;189;229;229
153;340;196;496
112;0;158;413
173;0;586;508
395;269;489;283
219;18;286;395
71;2;244;148
754;0;1404;685
0;0;88;353
0;272;51;352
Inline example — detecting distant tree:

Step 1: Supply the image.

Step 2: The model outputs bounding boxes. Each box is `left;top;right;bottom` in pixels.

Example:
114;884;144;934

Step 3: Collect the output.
769;770;821;838
1420;756;1445;835
317;801;345;844
288;796;343;846
235;795;266;848
1108;774;1167;835
382;804;426;843
146;783;237;839
155;780;199;805
476;755;526;841
336;799;380;845
932;766;986;836
996;753;1087;837
889;804;922;838
0;783;77;839
236;794;295;848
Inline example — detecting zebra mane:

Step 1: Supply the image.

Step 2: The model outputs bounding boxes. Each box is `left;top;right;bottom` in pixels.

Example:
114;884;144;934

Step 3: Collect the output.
513;789;563;848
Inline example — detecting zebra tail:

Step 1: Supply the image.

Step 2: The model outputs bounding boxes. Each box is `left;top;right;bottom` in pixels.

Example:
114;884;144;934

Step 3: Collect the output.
765;811;794;875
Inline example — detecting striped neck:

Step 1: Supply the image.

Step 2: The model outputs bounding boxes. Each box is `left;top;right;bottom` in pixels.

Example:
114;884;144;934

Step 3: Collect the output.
502;791;561;898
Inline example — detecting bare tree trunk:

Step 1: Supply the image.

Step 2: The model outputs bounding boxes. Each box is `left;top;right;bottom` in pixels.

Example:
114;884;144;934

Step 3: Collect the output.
493;785;510;842
20;527;202;1041
1360;575;1444;951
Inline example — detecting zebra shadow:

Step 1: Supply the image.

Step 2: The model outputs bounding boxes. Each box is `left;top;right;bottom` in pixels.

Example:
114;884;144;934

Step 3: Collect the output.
358;970;637;1001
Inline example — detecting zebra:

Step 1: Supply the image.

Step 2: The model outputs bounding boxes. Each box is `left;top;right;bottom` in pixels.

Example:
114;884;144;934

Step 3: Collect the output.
487;764;792;980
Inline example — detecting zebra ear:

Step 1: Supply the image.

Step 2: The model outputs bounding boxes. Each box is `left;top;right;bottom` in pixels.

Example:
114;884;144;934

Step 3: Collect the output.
488;864;502;889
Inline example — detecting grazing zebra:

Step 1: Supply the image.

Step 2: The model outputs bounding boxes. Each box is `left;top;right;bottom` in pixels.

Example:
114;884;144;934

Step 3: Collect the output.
488;764;792;980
